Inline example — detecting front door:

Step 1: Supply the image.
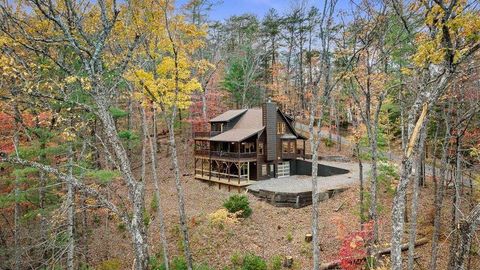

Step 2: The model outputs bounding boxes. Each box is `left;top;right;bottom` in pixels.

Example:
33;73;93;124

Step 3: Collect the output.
277;162;290;178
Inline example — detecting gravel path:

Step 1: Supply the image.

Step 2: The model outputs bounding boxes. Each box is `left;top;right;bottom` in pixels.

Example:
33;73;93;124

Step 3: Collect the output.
248;161;371;193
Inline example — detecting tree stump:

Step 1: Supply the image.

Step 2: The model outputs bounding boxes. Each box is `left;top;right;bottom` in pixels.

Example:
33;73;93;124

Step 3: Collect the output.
283;256;293;268
305;233;313;243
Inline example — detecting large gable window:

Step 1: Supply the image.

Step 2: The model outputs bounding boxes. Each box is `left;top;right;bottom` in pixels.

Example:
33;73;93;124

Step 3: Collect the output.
277;122;286;134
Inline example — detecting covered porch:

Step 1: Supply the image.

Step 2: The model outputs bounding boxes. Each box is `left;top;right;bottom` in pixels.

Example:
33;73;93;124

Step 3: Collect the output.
194;158;257;185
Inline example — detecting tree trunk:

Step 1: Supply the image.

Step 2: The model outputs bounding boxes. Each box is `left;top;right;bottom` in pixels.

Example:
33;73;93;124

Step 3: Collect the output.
201;92;207;120
66;144;75;270
334;99;341;152
448;134;463;269
94;97;149;270
167;119;194;270
407;128;427;270
368;131;379;247
143;107;170;269
356;142;364;226
311;138;321;270
391;102;429;270
450;203;480;270
430;132;449;270
14;168;20;270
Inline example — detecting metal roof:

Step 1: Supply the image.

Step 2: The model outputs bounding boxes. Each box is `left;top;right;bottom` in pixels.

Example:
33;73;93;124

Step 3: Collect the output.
209;128;264;142
207;107;307;141
209;109;247;122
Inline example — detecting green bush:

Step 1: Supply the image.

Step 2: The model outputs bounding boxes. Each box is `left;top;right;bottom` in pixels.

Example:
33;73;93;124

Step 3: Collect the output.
321;137;335;147
268;255;283;270
149;256;214;270
241;254;267;270
230;252;243;268
223;195;252;218
97;259;122;270
172;257;188;270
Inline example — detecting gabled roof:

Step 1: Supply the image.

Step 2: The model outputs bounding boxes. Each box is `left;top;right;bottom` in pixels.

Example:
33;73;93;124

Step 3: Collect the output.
210;108;264;142
277;109;307;140
208;106;307;142
232;108;263;129
209;109;247;122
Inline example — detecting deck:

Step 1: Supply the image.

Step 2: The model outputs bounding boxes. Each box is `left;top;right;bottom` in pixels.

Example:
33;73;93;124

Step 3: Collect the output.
194;149;257;162
195;174;255;187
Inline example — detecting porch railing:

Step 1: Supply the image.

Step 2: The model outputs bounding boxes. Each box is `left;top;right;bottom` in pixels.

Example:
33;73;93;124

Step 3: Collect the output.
194;149;256;159
195;169;249;183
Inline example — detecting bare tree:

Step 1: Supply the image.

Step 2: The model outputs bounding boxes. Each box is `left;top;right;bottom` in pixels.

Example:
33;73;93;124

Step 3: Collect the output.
141;107;170;270
306;1;337;269
390;2;480;268
0;0;150;268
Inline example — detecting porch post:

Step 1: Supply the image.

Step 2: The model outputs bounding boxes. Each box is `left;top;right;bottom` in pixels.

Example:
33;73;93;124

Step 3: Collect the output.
247;161;250;182
209;159;212;180
201;159;204;177
228;162;231;182
194;158;197;176
238;162;241;184
303;140;306;160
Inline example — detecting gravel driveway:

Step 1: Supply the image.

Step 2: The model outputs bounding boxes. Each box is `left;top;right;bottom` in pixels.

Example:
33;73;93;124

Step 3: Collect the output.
248;161;371;193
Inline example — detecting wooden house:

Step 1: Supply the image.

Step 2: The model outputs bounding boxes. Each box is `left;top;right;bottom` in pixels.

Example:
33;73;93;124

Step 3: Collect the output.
193;101;308;187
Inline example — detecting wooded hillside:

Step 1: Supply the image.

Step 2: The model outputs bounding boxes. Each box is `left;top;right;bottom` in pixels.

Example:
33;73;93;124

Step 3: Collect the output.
0;0;479;269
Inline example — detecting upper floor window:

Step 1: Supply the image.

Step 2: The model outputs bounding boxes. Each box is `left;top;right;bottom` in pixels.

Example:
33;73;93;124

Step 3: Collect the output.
282;141;289;153
277;122;286;134
258;143;264;155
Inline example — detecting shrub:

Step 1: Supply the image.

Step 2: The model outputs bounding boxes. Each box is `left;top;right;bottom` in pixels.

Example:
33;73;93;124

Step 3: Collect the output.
172;257;188;270
149;256;215;270
242;254;267;270
338;221;374;270
97;259;122;270
230;252;243;268
208;208;239;229
322;137;335;147
223;195;252;218
286;230;293;242
268;255;283;270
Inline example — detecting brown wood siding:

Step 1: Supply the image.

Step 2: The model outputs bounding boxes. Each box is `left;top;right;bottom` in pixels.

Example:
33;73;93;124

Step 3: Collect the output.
263;102;277;161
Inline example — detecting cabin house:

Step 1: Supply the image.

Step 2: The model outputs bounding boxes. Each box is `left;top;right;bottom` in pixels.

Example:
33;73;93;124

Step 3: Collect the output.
193;101;308;187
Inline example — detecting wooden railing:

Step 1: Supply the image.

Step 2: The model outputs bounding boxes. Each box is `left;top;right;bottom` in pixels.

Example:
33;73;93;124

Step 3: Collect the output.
194;150;256;159
282;152;296;159
195;169;249;183
296;149;310;160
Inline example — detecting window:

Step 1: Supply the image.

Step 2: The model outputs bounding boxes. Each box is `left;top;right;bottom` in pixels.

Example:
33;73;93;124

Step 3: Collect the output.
282;141;289;153
242;142;254;153
277;122;286;134
262;164;267;176
258;143;264;155
290;141;295;153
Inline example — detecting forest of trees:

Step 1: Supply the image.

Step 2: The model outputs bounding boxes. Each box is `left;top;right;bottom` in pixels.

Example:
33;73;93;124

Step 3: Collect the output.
0;0;479;269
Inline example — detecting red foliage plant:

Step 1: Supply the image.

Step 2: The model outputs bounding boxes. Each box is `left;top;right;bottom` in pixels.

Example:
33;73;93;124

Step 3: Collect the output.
0;111;51;154
0;112;15;154
188;89;227;132
337;221;374;270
